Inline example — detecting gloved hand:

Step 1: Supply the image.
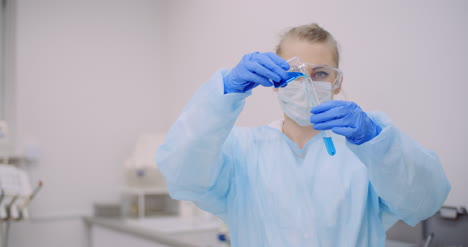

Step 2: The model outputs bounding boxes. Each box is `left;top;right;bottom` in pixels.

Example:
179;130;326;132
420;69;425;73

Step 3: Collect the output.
309;100;382;145
224;52;291;94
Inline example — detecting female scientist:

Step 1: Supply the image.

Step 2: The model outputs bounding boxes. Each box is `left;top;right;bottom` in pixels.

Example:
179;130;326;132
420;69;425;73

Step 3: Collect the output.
156;24;450;246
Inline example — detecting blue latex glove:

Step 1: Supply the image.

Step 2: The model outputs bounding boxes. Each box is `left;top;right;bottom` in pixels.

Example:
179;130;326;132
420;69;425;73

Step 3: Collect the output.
224;52;291;94
310;100;382;145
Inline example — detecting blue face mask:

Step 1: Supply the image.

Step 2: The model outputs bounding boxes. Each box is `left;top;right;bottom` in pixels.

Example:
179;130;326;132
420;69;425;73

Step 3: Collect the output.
277;80;332;126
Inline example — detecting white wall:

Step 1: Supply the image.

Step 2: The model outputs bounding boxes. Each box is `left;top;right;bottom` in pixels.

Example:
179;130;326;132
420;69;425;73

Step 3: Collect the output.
7;0;468;246
0;2;3;120
164;0;468;207
11;0;168;246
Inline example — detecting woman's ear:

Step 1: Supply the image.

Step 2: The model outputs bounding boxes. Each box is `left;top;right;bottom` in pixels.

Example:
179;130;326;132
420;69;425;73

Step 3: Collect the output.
333;76;343;95
333;87;341;95
272;87;279;92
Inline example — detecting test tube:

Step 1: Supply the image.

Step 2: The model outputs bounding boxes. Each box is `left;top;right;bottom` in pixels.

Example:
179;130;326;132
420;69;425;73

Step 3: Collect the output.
286;57;337;156
304;73;337;156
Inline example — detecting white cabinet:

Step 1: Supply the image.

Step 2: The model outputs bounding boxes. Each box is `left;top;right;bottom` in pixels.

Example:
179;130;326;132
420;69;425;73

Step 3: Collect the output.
92;225;170;247
85;216;222;247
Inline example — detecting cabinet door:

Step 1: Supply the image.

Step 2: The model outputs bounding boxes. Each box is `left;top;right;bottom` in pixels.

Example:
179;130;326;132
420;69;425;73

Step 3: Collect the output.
92;225;169;247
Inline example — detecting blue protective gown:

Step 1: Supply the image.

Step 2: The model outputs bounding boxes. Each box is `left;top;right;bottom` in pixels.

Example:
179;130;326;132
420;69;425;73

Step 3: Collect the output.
156;69;450;247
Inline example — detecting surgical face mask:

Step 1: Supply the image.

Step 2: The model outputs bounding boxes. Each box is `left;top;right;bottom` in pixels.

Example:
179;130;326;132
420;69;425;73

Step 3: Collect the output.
276;56;342;127
277;79;332;126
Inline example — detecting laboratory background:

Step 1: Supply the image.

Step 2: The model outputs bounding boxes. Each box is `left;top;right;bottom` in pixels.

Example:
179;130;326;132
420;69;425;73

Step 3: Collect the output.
0;0;467;246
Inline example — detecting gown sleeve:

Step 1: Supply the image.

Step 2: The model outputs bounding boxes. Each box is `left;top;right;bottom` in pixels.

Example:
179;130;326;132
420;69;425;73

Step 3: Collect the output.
346;112;451;227
156;69;250;216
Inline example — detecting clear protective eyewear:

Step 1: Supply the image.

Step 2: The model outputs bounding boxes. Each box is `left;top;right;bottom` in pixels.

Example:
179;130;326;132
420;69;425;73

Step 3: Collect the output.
286;56;343;91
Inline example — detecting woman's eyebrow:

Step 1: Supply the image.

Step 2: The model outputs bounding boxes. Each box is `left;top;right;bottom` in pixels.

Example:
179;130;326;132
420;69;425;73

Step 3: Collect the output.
311;65;328;70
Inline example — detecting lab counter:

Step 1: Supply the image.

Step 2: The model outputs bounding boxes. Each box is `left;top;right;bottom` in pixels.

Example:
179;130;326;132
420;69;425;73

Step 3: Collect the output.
83;216;418;247
83;216;222;247
385;240;417;247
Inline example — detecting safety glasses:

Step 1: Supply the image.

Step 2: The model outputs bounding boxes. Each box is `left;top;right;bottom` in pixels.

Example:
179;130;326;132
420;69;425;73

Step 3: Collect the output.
286;57;343;90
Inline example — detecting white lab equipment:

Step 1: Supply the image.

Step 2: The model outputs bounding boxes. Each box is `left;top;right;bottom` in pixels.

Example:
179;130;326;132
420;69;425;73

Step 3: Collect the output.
0;165;42;220
0;165;32;219
121;133;178;218
121;187;178;218
125;133;167;188
0;164;42;247
0;121;43;247
121;133;215;220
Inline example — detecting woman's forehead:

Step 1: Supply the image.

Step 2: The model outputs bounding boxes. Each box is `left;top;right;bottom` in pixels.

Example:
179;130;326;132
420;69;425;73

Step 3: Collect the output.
279;39;337;68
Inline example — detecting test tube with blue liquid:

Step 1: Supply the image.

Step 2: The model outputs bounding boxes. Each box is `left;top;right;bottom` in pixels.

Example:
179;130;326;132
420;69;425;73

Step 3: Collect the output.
306;74;336;156
284;60;337;156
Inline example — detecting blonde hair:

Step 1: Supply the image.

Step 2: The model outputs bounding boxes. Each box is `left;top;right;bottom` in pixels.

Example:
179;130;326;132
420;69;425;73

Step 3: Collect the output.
275;23;340;67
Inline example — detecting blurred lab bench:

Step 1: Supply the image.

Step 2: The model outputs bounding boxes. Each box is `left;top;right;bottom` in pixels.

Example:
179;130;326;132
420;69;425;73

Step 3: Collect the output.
83;216;222;247
84;205;468;247
84;216;413;247
386;240;417;247
386;206;468;247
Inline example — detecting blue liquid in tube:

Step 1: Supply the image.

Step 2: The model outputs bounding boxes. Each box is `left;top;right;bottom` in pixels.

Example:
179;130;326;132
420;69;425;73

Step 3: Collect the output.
274;72;306;88
323;136;336;156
